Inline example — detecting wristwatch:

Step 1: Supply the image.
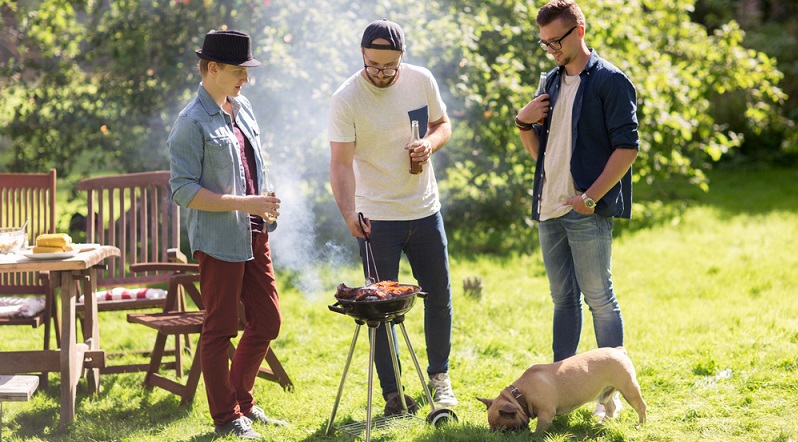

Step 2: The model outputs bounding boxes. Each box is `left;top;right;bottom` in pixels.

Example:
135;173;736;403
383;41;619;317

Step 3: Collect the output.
581;193;596;209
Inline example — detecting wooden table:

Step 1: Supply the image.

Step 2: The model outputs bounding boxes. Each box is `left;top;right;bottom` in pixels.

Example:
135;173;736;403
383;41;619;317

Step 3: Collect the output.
0;246;119;429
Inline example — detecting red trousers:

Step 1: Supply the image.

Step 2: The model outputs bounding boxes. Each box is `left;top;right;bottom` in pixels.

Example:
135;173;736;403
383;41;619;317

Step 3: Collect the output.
195;232;282;426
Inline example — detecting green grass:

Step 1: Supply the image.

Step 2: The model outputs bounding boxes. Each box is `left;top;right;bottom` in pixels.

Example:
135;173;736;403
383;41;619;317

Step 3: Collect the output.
2;167;798;441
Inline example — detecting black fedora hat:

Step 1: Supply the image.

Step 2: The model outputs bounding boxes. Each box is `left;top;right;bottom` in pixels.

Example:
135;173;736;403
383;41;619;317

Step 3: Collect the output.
195;30;261;67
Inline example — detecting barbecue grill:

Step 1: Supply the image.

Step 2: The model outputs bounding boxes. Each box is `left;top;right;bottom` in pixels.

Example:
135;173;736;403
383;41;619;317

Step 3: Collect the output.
325;287;458;440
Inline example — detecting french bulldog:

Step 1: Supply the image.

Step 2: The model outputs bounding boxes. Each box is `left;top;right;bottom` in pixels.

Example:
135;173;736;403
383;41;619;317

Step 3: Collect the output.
477;347;646;434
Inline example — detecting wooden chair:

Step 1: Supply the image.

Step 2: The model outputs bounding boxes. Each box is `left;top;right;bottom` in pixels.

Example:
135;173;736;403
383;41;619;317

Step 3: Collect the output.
0;169;60;385
128;272;294;405
127;271;205;405
79;171;292;400
76;171;196;375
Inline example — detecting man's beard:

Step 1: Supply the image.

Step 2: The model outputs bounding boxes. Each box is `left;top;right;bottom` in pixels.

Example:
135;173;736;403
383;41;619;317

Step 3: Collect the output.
554;51;572;67
366;73;398;88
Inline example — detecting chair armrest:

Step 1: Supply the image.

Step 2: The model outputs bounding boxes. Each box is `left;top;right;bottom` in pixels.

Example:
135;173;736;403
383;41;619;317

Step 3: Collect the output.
167;247;188;264
130;262;199;273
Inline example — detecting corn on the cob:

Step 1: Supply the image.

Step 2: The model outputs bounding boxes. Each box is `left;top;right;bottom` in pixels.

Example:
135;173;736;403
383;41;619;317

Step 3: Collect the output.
32;245;66;253
35;233;72;249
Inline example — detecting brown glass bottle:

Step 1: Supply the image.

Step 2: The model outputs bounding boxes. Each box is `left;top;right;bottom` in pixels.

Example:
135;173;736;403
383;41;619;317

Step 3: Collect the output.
409;120;423;174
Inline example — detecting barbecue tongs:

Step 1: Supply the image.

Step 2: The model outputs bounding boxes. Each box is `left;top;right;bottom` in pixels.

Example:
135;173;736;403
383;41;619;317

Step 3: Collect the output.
358;212;380;286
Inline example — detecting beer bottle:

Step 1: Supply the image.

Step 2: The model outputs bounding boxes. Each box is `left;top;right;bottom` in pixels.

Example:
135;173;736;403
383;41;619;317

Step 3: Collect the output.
536;72;548;125
261;162;278;232
409;120;423;174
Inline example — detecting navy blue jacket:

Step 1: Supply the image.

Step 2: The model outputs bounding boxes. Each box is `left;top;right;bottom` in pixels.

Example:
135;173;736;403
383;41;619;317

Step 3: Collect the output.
532;49;639;220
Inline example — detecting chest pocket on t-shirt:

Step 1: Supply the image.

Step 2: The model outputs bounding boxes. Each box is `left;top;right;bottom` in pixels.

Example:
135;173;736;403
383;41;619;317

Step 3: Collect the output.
408;106;429;138
206;136;235;170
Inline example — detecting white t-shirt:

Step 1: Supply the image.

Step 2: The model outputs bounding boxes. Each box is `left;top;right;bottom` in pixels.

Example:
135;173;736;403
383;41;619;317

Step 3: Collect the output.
328;64;447;221
540;73;581;221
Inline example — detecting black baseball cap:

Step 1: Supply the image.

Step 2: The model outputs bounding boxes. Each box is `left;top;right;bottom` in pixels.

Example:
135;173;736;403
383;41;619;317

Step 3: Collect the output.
360;19;405;51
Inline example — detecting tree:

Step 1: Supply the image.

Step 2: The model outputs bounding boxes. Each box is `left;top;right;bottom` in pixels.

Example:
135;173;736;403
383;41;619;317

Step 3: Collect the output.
0;1;218;176
1;0;790;253
692;0;798;164
418;0;788;249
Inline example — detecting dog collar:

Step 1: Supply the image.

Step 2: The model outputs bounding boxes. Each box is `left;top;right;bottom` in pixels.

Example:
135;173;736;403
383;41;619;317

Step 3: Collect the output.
506;384;530;419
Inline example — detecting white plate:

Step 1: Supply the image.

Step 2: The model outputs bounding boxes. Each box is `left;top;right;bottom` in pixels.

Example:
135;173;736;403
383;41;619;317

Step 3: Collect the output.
22;250;79;260
74;243;101;252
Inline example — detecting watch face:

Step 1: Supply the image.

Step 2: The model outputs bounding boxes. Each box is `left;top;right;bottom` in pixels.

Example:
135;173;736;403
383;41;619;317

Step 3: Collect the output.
586;200;596;208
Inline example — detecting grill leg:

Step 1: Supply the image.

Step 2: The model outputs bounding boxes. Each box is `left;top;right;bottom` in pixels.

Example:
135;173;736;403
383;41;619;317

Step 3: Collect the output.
365;325;378;442
325;323;362;436
398;321;436;408
385;322;408;412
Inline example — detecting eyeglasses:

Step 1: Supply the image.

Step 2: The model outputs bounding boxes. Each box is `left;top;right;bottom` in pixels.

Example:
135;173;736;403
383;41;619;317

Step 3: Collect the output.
363;54;402;77
363;64;400;77
538;26;577;51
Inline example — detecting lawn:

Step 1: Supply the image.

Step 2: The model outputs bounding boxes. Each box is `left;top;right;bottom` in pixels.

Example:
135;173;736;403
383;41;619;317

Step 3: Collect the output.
2;167;797;441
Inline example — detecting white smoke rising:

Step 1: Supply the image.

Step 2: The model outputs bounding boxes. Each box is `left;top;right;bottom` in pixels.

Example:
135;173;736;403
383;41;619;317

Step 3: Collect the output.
247;3;435;299
267;164;355;301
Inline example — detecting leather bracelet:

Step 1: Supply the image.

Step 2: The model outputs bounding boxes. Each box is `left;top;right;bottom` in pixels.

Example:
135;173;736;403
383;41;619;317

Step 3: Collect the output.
515;116;535;131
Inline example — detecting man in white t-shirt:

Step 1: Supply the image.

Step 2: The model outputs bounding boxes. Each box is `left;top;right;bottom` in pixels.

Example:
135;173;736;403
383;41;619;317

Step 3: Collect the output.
328;19;457;414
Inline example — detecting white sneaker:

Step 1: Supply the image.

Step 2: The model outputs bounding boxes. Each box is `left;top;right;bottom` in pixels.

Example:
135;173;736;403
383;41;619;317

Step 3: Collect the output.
607;392;623;419
593;403;607;422
428;372;458;406
594;392;622;422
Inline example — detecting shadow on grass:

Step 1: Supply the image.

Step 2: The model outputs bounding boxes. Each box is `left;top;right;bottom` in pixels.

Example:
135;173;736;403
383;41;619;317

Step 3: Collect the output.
294;406;628;442
8;372;206;441
311;411;628;441
8;399;59;440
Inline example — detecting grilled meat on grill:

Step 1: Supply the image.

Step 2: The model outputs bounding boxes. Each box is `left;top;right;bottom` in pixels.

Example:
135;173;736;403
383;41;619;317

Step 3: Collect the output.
335;281;417;301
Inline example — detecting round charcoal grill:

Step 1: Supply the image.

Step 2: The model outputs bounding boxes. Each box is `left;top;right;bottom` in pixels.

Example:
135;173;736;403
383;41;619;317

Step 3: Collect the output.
326;285;457;441
328;284;423;323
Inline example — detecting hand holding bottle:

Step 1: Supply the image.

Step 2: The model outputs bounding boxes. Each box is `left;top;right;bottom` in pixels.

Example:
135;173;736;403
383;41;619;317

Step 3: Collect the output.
408;120;423;174
534;72;549;125
517;72;550;127
261;164;279;232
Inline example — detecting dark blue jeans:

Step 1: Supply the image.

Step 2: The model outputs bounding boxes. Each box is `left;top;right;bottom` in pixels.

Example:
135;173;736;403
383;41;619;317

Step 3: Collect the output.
358;212;453;398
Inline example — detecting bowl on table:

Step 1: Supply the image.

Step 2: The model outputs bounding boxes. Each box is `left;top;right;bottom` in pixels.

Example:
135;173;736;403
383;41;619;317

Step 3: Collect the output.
0;227;27;254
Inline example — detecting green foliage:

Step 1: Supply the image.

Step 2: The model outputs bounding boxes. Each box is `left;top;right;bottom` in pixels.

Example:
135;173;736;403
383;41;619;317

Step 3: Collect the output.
1;0;215;176
0;0;792;249
431;0;788;241
693;353;719;376
693;0;798;164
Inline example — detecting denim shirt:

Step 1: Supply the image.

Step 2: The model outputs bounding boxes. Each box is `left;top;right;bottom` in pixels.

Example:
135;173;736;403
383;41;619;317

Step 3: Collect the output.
168;84;264;262
532;49;639;220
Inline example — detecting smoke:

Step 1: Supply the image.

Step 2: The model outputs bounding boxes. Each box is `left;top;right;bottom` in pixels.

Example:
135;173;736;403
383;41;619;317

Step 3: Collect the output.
245;3;371;299
266;167;355;301
241;2;450;299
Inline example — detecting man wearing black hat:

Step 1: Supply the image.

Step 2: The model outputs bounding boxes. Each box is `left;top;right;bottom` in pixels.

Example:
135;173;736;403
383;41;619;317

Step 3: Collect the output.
329;19;458;415
168;29;286;439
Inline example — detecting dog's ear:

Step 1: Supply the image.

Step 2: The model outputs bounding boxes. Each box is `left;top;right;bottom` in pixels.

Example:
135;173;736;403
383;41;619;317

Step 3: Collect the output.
498;402;517;418
476;397;493;409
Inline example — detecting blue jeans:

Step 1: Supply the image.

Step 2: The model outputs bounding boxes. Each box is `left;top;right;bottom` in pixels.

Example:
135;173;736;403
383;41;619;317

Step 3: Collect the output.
358;212;453;398
538;210;624;362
